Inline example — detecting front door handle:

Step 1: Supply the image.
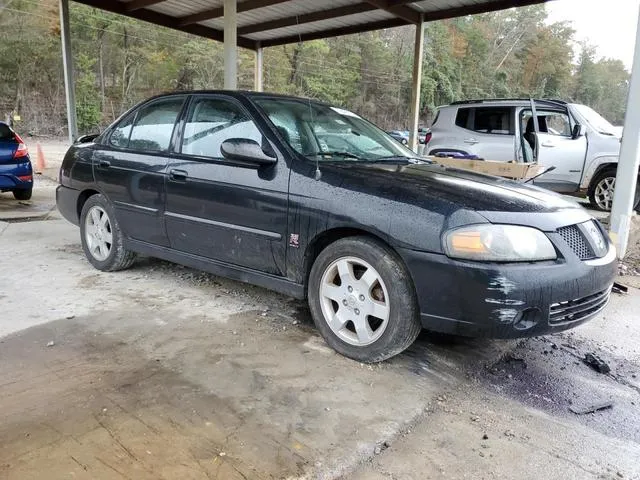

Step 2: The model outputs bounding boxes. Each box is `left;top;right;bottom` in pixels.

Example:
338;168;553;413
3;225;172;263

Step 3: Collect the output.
541;141;556;148
169;169;188;181
463;138;479;145
98;159;111;168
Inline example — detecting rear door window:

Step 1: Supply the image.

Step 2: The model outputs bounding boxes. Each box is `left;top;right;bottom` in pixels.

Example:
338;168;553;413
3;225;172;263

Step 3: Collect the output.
473;107;513;135
127;97;185;152
180;97;262;159
456;107;513;135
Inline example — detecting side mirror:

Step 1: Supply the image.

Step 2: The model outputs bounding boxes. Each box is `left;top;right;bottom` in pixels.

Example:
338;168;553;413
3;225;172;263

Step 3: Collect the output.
75;133;99;144
571;124;585;139
220;138;277;166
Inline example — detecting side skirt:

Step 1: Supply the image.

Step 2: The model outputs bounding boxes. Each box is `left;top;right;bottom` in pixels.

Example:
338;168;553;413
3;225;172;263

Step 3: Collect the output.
124;238;305;300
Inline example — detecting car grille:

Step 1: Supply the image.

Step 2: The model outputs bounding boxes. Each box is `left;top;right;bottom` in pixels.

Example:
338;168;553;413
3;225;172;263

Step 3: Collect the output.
549;287;611;325
557;225;594;260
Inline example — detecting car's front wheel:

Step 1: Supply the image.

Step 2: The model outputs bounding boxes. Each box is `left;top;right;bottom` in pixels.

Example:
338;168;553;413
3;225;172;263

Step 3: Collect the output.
308;237;421;363
589;168;640;211
80;194;136;271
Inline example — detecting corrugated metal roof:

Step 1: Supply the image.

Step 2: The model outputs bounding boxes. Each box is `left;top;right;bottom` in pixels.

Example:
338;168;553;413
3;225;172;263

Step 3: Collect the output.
76;0;550;50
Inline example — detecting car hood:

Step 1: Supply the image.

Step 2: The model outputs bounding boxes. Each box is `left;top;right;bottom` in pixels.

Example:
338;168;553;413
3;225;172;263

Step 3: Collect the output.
325;161;593;230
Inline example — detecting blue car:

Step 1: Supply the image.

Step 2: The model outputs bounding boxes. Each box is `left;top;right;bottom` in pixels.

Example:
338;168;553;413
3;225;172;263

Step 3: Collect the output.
0;122;33;200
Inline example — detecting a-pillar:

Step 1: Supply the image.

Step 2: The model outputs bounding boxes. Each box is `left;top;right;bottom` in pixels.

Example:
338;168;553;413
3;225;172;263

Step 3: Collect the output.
59;0;77;143
408;15;424;153
224;0;238;90
610;8;640;258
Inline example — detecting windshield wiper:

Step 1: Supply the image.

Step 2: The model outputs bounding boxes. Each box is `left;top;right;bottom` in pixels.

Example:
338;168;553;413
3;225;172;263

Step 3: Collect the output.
313;151;362;160
373;155;432;164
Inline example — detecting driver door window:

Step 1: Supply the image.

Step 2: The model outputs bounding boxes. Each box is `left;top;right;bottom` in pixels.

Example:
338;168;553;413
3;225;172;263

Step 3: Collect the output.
180;98;262;159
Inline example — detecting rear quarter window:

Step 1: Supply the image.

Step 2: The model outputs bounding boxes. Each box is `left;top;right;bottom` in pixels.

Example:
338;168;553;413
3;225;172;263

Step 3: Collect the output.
0;123;13;140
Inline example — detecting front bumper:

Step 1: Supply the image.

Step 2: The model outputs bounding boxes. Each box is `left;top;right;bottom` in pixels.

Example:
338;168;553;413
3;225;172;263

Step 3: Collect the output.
0;159;33;191
398;241;617;338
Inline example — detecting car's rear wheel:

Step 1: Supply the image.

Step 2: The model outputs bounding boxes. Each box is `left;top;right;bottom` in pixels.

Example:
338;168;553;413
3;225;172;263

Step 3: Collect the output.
13;188;32;201
589;168;640;211
308;236;421;363
80;194;136;271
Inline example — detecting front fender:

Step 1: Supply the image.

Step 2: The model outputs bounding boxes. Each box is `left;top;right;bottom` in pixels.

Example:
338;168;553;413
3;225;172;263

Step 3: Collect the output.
581;155;618;190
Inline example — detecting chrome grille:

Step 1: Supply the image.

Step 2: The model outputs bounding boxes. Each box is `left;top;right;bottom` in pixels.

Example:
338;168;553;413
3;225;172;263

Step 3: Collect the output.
557;225;594;260
549;288;611;325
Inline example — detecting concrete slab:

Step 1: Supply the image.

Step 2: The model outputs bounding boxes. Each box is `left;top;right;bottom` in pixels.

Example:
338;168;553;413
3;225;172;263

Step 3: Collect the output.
0;176;57;221
0;217;510;479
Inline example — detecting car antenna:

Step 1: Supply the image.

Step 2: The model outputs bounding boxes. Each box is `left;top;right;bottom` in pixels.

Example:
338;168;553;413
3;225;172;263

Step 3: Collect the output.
295;15;321;181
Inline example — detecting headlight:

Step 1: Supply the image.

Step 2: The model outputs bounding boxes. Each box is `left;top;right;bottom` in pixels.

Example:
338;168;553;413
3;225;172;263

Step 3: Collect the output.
443;224;557;262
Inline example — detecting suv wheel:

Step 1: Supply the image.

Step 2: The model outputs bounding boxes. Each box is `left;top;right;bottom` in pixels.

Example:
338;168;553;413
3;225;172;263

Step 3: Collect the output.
308;237;421;363
80;194;136;271
589;168;640;211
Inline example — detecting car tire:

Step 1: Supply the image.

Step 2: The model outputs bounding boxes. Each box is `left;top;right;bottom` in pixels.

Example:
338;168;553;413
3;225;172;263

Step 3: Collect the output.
308;236;421;363
588;168;640;211
80;194;136;271
13;188;32;201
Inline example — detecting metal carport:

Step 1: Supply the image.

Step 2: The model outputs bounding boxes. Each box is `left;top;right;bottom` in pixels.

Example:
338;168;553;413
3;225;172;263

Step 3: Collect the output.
57;0;640;258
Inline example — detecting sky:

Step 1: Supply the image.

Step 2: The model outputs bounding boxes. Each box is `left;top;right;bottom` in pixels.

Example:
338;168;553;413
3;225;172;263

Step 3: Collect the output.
545;0;640;70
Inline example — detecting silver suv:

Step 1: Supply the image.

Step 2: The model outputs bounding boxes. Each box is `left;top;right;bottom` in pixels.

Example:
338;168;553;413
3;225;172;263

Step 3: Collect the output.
427;99;638;211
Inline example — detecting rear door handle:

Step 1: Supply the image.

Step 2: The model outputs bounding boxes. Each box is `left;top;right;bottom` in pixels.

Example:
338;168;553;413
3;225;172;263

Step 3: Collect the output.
463;138;479;145
98;159;111;168
541;141;556;148
169;169;188;181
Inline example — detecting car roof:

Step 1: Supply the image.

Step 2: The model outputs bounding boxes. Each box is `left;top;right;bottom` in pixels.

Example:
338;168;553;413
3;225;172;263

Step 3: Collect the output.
439;98;568;109
139;90;334;107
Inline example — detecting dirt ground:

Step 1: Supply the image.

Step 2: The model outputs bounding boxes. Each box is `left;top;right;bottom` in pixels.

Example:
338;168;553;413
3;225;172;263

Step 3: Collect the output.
1;145;640;479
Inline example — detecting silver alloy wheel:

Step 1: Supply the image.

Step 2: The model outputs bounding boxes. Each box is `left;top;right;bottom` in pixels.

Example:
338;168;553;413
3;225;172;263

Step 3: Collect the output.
319;256;390;346
84;205;113;262
594;176;616;210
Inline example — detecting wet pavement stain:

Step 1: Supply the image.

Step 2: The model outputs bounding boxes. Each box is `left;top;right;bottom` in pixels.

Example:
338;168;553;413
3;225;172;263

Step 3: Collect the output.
474;334;640;443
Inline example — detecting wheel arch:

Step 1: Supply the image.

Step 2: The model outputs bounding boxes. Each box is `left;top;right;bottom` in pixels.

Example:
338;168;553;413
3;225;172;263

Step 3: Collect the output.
302;227;409;297
586;163;618;194
76;189;101;222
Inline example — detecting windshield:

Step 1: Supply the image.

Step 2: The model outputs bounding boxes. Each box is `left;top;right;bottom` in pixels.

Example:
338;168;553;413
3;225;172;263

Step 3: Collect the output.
254;98;415;161
571;104;616;135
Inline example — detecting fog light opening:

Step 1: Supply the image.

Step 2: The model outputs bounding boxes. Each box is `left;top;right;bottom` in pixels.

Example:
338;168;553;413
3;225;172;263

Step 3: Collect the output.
513;308;541;331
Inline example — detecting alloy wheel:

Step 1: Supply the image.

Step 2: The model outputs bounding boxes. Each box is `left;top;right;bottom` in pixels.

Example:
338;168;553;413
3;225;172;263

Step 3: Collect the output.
84;206;113;261
318;256;390;346
594;176;616;211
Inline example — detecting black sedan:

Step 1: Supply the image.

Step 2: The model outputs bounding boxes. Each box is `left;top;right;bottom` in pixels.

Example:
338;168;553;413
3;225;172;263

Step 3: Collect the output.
56;91;617;362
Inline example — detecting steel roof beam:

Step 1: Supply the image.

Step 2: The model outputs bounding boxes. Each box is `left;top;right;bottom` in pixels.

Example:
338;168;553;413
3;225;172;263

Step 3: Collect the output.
177;0;291;27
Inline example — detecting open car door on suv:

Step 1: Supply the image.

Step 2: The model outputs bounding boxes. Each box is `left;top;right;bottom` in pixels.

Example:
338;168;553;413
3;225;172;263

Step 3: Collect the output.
519;103;587;193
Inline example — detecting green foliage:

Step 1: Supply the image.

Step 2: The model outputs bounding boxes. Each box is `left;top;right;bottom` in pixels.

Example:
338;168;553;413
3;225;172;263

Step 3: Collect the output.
75;53;101;131
0;1;630;135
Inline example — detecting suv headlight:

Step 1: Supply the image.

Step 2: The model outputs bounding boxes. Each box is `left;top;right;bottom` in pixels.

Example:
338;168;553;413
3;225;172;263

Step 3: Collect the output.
443;225;557;262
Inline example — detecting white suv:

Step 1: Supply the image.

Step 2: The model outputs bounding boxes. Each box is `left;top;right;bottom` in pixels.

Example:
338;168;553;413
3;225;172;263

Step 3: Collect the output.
427;99;638;211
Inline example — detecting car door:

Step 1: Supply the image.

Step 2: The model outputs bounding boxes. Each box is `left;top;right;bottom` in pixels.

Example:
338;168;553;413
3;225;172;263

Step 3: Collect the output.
164;94;289;276
94;96;186;246
521;109;587;193
452;106;516;160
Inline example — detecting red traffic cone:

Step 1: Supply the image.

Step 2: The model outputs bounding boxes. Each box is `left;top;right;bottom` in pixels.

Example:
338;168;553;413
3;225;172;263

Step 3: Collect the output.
35;142;46;174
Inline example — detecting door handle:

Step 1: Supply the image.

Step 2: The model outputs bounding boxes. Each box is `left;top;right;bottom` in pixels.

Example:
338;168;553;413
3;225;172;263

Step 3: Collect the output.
541;141;556;148
463;138;479;145
169;169;188;181
98;159;111;168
